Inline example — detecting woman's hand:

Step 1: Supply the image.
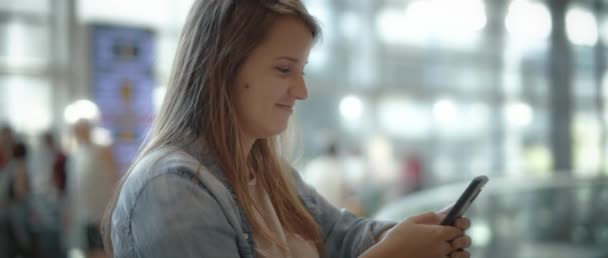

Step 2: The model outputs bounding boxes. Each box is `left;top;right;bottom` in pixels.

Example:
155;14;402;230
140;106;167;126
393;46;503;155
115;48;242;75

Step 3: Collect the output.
360;212;471;258
438;207;472;257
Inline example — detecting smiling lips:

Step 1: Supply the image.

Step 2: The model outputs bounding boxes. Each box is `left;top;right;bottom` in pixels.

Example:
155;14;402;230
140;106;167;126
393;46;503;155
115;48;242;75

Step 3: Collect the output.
276;103;293;112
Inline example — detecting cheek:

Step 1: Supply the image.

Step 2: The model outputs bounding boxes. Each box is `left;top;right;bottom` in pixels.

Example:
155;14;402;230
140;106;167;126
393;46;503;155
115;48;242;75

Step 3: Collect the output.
235;76;289;118
263;79;290;101
234;84;267;122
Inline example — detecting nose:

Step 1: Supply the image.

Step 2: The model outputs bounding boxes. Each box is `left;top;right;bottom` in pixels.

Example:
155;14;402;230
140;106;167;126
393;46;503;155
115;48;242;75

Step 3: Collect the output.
289;75;308;100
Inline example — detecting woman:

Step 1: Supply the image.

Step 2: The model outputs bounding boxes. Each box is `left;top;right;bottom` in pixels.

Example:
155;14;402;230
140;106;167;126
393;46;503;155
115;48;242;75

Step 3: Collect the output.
102;0;472;257
69;119;117;258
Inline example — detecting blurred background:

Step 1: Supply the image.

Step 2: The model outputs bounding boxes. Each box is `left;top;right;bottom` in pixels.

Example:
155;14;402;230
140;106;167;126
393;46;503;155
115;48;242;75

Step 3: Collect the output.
1;0;608;257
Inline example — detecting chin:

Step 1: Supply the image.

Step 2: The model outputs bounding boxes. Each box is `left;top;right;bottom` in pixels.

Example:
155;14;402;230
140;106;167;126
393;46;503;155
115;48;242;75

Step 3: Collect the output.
251;118;290;139
263;123;289;138
269;127;288;137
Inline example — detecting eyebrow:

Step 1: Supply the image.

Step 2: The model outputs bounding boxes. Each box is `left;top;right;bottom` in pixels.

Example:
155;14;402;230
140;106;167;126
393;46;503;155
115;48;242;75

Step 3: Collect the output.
275;56;308;64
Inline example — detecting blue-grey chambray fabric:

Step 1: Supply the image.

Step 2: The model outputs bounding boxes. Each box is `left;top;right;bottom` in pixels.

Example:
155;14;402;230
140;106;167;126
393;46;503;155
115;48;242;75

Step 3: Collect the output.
111;145;396;258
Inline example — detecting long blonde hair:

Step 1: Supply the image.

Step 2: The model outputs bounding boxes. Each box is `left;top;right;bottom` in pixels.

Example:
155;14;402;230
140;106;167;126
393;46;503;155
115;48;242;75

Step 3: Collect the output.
101;0;325;256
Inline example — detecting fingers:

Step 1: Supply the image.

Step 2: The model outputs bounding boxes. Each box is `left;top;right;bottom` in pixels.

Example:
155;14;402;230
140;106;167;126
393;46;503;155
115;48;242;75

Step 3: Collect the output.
451;235;472;249
448;235;472;258
450;250;471;258
453;217;471;231
439;241;470;258
437;242;453;256
434;225;463;241
430;225;470;257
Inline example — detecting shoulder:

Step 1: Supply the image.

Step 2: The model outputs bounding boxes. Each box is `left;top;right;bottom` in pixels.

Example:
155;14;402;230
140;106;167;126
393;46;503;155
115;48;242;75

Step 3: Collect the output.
115;146;206;214
112;145;243;226
111;148;239;257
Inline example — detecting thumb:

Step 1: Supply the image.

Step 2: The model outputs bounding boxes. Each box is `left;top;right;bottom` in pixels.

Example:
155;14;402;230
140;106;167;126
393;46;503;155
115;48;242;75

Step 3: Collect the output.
408;212;445;225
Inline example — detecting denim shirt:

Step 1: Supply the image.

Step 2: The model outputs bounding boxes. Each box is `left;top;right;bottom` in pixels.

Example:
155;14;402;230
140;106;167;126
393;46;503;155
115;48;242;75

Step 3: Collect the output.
111;146;396;258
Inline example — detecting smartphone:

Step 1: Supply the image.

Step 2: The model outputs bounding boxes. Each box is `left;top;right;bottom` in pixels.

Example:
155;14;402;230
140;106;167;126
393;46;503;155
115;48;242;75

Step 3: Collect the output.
440;175;489;226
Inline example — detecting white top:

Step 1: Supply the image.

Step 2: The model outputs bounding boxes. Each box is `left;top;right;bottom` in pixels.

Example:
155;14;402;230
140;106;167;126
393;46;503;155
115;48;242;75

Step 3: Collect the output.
69;144;114;223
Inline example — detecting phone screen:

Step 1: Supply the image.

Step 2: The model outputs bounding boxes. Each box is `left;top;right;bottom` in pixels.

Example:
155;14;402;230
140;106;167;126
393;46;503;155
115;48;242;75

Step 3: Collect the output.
440;175;489;226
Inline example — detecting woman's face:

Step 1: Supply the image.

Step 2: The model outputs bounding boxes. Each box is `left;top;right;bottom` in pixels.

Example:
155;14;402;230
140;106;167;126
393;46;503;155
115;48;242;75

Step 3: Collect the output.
232;16;313;140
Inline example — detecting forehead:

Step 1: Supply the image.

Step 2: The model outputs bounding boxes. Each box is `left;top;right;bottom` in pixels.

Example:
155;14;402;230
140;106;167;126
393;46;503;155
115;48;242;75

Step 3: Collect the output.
253;16;314;59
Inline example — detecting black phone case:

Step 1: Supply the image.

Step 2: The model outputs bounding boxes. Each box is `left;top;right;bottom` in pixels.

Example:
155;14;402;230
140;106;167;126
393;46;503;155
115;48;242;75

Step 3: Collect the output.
440;175;489;226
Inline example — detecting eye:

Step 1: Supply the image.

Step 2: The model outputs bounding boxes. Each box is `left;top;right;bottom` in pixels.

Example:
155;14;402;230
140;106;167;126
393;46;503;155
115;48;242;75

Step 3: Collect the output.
276;66;290;74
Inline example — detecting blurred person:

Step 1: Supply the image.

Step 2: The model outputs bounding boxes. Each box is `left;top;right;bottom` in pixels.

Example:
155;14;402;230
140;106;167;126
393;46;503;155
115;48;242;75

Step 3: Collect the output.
35;132;69;258
364;135;401;214
399;152;425;194
0;125;15;256
29;132;68;198
6;141;35;258
41;132;68;198
342;147;369;189
67;119;117;258
9;142;30;203
0;125;14;170
101;1;473;258
343;146;373;216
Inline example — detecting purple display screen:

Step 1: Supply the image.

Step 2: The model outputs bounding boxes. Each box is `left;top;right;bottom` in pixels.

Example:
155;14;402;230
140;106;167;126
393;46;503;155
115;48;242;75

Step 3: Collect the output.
90;24;155;173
